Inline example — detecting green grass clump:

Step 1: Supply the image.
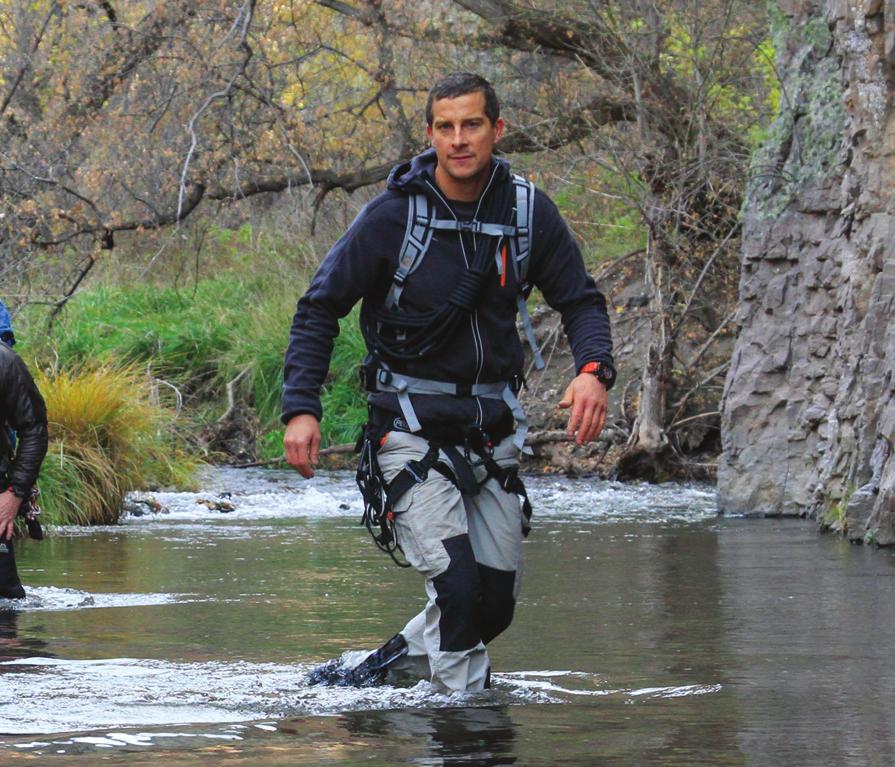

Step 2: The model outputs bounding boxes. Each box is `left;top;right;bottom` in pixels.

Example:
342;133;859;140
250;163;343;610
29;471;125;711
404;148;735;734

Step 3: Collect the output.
34;365;196;525
35;273;369;463
45;280;249;398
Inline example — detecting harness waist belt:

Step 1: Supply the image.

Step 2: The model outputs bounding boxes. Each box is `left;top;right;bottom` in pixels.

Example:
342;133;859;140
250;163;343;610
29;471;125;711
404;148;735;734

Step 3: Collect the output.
373;370;531;453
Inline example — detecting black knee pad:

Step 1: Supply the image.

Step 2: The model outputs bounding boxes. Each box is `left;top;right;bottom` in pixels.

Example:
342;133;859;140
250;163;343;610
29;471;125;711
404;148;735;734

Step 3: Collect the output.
477;564;516;644
432;534;481;651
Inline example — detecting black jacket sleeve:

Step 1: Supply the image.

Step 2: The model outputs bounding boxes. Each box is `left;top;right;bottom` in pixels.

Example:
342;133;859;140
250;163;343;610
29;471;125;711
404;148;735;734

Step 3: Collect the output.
0;349;49;497
528;190;614;377
281;196;397;424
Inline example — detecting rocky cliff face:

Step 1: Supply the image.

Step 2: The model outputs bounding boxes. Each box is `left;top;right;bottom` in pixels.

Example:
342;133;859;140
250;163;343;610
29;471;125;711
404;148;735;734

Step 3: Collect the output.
719;1;895;543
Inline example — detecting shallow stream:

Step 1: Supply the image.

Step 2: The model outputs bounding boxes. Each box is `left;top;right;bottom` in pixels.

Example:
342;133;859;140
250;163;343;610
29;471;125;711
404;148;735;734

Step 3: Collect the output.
1;468;893;765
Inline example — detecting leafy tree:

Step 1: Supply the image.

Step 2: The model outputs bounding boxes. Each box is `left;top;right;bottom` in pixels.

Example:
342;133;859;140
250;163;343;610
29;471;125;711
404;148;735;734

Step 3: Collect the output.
0;0;774;476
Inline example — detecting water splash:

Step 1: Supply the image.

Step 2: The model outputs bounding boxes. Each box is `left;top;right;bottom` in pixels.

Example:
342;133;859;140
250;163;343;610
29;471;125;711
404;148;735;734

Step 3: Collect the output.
111;469;715;528
0;655;720;738
0;587;206;612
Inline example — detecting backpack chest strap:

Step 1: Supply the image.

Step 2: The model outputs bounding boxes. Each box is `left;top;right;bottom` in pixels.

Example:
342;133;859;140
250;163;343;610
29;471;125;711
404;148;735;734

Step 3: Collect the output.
427;219;519;237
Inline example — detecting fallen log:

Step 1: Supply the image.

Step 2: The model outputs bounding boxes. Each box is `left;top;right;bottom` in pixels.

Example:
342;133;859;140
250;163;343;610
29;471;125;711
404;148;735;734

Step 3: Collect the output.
230;428;616;469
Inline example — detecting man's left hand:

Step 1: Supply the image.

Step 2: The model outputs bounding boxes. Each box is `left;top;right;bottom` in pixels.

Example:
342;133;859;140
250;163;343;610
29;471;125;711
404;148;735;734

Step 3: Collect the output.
0;489;22;540
558;373;608;445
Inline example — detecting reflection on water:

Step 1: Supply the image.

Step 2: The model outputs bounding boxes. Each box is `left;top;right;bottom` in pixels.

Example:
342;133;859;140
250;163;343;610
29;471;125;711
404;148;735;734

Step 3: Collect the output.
0;469;892;765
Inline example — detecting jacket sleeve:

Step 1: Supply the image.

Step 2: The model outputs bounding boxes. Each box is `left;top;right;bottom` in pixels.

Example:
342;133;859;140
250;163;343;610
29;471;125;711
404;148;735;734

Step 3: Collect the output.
281;198;394;424
1;352;49;497
527;190;614;377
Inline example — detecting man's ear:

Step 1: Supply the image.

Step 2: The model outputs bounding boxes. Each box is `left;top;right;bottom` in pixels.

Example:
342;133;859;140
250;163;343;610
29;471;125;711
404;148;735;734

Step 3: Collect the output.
426;124;433;144
494;117;505;142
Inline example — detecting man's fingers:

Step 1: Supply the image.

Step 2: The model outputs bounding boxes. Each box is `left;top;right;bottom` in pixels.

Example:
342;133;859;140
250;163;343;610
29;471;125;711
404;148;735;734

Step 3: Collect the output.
558;382;574;410
284;437;313;478
309;432;320;466
294;442;314;478
594;407;607;440
567;399;585;438
585;404;608;443
576;404;597;445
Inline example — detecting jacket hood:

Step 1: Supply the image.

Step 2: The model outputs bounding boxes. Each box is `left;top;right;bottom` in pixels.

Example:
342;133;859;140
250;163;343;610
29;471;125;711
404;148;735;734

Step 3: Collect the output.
386;148;512;198
0;300;14;346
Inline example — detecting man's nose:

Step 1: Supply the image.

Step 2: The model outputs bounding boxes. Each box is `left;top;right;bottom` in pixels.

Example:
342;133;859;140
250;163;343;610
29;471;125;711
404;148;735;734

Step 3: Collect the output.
451;128;466;146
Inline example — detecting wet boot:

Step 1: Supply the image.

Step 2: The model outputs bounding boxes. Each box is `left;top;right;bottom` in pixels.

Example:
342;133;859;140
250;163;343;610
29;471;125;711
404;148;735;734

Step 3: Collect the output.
308;633;408;687
0;538;25;600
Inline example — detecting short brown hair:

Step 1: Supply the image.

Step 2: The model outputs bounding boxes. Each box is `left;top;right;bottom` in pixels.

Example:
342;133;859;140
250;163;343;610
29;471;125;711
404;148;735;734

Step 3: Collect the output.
426;72;500;126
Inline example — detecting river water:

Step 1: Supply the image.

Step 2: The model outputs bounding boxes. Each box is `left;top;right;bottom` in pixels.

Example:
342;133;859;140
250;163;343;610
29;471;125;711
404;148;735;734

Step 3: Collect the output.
0;467;893;766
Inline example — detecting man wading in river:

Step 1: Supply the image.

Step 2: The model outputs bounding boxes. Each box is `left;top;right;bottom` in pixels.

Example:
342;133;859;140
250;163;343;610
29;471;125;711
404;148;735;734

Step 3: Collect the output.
282;73;615;692
0;300;48;600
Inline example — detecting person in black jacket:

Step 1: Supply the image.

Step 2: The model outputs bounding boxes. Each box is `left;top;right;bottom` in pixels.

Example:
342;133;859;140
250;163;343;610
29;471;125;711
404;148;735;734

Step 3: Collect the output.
0;304;49;599
283;73;615;691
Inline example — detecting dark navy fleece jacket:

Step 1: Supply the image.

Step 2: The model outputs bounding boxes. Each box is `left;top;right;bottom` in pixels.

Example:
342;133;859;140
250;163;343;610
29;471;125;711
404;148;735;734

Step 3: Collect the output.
281;149;614;432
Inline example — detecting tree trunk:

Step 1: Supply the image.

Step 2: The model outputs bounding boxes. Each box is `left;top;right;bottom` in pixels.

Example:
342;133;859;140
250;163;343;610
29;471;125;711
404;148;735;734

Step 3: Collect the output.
617;225;674;480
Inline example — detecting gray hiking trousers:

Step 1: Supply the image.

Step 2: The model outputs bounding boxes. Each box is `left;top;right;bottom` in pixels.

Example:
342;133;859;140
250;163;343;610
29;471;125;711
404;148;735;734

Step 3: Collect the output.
375;430;527;692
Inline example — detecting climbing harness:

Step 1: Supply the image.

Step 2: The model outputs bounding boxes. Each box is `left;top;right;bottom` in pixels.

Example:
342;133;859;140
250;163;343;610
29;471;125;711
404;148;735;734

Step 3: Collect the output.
356;421;534;566
355;426;453;568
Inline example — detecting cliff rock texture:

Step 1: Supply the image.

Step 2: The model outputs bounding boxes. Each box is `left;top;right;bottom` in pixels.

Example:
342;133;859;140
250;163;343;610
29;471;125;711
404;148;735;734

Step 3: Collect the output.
719;1;895;543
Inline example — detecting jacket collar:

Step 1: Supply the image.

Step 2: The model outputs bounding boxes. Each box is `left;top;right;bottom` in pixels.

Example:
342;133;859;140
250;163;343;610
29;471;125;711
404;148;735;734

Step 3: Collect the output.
386;148;511;201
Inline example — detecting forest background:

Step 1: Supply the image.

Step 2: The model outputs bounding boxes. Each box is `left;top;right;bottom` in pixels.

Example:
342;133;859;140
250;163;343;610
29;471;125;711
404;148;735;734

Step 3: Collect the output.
0;0;779;525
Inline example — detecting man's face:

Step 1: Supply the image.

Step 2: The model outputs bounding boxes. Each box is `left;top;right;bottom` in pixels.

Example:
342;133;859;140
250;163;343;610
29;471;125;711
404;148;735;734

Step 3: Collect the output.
426;91;504;196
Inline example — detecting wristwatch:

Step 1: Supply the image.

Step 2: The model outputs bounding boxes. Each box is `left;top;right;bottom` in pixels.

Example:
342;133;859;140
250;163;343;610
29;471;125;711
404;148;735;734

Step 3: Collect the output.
579;361;616;390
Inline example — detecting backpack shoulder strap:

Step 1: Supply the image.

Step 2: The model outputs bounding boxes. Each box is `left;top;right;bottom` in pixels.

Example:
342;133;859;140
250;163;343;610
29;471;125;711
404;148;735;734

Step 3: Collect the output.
510;174;535;286
385;193;434;310
509;175;544;370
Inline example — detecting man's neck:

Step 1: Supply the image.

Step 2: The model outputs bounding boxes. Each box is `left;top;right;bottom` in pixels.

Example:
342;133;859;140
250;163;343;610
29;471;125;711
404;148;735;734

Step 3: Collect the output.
433;163;492;203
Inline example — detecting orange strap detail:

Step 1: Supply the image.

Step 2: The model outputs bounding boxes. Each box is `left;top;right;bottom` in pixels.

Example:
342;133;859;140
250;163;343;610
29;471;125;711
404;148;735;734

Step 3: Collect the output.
500;244;507;287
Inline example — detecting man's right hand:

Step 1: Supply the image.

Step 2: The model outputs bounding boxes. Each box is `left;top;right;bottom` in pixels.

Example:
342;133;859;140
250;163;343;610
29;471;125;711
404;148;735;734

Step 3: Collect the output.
284;414;321;479
0;489;22;540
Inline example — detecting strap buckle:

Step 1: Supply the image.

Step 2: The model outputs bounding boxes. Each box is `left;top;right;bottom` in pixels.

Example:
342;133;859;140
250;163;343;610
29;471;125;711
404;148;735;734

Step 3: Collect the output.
403;460;426;484
457;220;482;233
376;369;393;387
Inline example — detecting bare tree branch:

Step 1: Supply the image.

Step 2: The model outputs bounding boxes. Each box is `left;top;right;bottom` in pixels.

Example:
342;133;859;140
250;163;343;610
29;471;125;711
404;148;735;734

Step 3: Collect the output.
0;2;58;117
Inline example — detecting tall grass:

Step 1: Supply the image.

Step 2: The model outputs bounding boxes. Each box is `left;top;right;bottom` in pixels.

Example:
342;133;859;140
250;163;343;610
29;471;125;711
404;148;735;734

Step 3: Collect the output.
30;271;369;462
35;365;195;525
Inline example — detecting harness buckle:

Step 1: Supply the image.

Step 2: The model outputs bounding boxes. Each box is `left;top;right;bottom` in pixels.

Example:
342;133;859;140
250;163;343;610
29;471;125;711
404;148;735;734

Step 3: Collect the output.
393;272;407;287
457;220;482;233
404;460;426;484
376;369;393;387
